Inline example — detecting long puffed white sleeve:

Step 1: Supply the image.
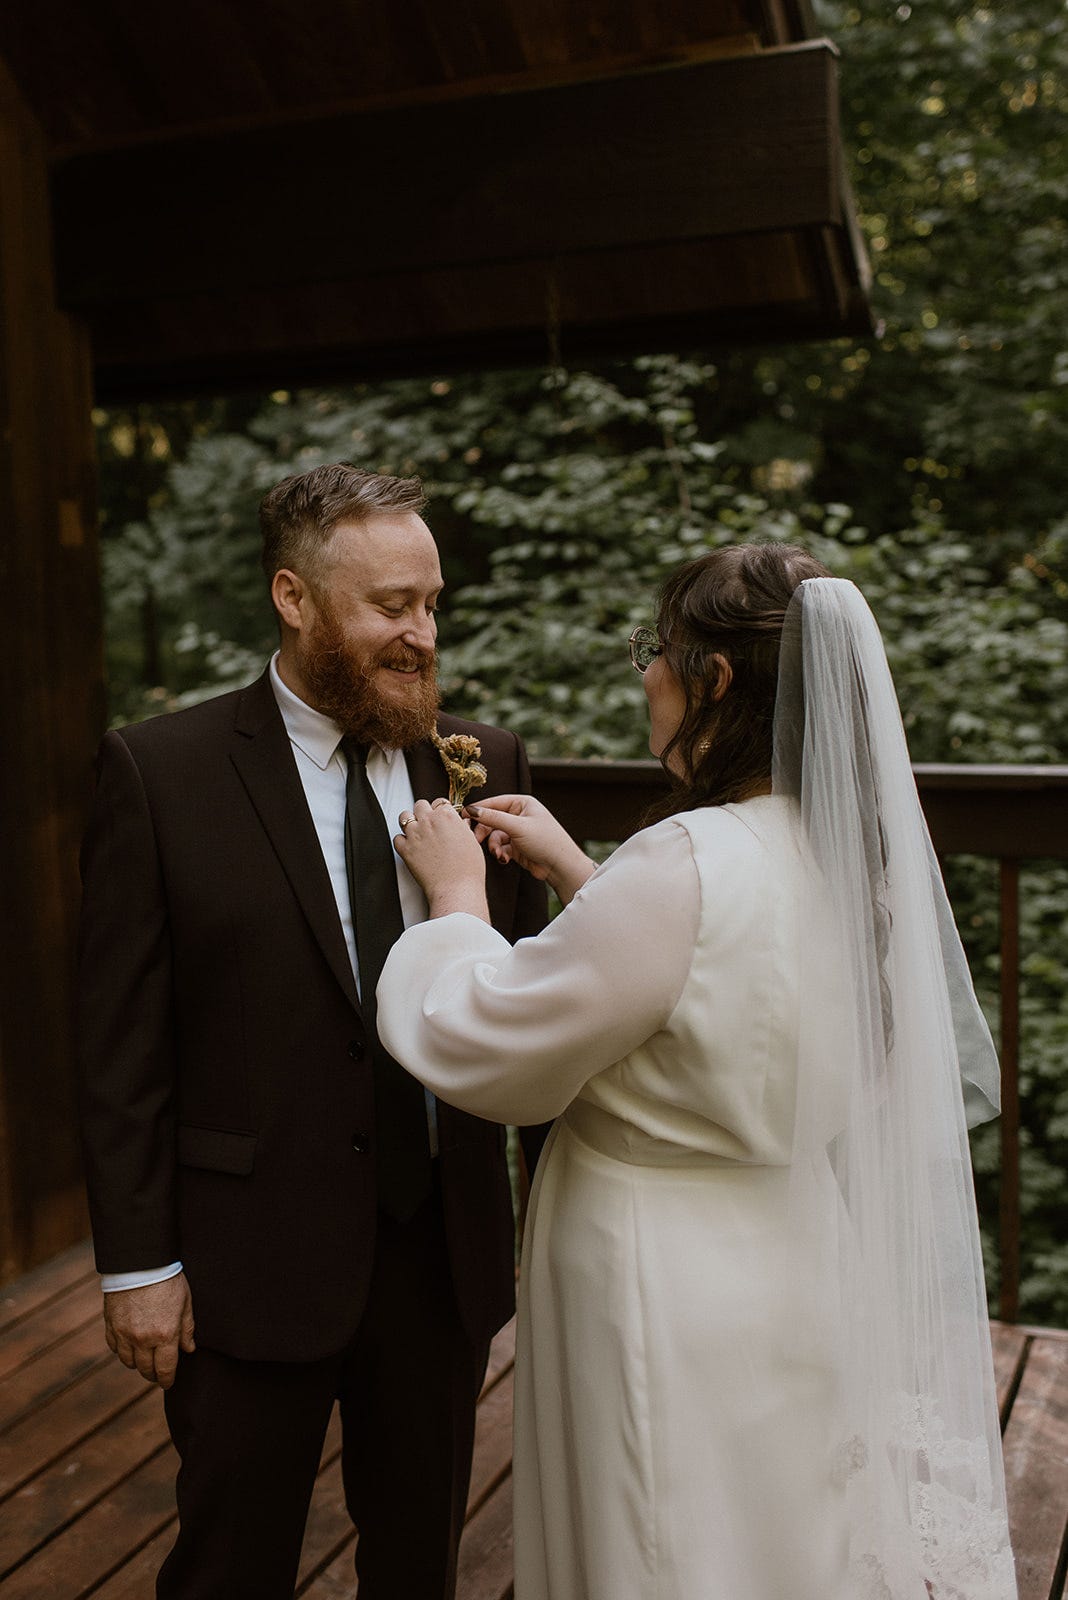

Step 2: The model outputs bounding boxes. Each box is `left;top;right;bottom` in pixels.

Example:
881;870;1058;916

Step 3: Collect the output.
376;818;699;1124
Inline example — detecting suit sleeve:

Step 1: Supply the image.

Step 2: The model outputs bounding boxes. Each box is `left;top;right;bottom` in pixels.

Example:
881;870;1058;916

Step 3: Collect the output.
77;731;181;1272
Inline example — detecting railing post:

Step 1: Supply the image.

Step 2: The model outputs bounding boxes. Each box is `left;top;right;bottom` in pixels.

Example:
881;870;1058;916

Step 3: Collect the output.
998;860;1021;1324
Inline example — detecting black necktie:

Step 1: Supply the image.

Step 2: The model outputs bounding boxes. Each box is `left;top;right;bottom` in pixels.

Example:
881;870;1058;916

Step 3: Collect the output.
342;739;432;1220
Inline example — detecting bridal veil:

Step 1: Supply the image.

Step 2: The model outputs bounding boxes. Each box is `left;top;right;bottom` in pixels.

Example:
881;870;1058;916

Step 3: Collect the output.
773;577;1016;1598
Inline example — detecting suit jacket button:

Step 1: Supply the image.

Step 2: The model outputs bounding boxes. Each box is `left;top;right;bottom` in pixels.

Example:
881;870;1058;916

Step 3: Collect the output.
348;1038;365;1061
351;1132;370;1154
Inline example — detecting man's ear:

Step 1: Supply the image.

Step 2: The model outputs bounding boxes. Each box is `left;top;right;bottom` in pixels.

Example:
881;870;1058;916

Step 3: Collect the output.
710;653;733;703
271;568;308;633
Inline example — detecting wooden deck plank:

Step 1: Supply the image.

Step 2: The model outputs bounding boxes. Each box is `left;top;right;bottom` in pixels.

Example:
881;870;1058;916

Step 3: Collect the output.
296;1456;356;1590
0;1244;96;1337
297;1537;357;1597
0;1388;165;1580
0;1320;113;1435
990;1319;1030;1426
294;1413;349;1588
468;1367;514;1516
90;1523;176;1600
0;1354;149;1500
0;1446;177;1600
1003;1334;1068;1600
482;1318;516;1395
0;1277;102;1382
456;1476;515;1600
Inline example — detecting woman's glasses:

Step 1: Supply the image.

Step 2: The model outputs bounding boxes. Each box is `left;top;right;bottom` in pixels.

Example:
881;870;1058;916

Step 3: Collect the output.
628;626;662;674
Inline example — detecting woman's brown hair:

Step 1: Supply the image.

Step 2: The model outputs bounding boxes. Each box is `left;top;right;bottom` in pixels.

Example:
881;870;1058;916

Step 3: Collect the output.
649;542;831;818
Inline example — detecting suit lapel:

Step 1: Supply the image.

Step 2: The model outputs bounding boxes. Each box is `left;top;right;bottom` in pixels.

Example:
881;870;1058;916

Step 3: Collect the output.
230;671;359;1012
406;736;447;806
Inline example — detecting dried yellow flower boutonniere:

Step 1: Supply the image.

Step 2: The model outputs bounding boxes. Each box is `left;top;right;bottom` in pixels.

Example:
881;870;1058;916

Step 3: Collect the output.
431;731;488;810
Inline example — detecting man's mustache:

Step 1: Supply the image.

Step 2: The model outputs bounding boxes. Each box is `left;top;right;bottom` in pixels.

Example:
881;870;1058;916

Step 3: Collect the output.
374;649;436;675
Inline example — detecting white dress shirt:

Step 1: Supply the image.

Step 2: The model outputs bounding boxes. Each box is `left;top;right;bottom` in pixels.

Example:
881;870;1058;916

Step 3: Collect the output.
102;656;438;1292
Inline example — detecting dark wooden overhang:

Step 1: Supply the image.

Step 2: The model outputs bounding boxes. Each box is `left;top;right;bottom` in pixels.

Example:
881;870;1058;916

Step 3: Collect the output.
0;0;872;399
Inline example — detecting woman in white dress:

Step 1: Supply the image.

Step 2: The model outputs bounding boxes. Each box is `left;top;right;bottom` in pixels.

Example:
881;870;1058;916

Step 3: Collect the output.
377;544;1016;1600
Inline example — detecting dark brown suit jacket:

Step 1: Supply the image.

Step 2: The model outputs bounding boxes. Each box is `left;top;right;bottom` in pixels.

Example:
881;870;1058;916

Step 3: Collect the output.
77;669;547;1362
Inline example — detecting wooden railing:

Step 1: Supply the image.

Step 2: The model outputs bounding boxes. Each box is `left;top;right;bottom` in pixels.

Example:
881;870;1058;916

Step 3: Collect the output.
529;759;1068;1324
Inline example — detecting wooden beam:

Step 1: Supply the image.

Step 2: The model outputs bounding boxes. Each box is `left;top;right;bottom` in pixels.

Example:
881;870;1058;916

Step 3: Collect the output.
41;33;767;162
46;42;871;395
913;764;1068;860
0;59;100;1284
527;760;1068;859
84;224;872;401
52;45;843;308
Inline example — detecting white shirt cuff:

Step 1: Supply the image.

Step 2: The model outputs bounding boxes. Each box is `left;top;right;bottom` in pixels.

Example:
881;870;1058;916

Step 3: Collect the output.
101;1261;183;1293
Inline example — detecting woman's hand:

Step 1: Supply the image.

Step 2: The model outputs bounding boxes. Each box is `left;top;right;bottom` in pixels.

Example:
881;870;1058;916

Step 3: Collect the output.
394;799;491;922
464;795;596;906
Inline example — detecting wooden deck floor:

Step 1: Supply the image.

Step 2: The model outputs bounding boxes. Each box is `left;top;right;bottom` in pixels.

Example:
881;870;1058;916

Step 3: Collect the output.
1;1242;1065;1598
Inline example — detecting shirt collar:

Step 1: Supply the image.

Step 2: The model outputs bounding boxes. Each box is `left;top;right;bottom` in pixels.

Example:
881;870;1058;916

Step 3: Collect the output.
268;652;402;770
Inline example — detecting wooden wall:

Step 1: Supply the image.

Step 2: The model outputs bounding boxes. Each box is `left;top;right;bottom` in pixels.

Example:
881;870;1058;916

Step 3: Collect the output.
0;60;102;1283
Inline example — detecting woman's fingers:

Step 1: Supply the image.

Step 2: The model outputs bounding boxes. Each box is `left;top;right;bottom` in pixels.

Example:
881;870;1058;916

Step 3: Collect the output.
465;803;522;835
464;794;529;819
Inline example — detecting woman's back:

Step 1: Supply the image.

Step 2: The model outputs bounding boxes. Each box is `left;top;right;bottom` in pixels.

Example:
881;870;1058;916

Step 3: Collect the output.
570;795;814;1169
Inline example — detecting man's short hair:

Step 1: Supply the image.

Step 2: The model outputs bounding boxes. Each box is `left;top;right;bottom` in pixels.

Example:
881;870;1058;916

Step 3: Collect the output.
259;463;427;590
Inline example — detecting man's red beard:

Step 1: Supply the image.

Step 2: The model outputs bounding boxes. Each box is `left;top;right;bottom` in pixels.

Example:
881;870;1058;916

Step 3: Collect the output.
300;598;440;748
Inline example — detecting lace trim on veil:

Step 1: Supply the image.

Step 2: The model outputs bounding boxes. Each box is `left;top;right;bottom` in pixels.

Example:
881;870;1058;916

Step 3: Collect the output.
839;1392;1014;1599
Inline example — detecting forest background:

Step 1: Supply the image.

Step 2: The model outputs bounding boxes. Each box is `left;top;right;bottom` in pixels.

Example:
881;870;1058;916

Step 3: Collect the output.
94;0;1068;1320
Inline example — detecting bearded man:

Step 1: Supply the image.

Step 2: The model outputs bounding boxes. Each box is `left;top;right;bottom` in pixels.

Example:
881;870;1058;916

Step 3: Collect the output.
77;463;547;1600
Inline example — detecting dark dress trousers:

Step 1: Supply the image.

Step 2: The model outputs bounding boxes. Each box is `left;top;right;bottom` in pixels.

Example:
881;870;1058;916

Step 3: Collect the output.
77;668;547;1598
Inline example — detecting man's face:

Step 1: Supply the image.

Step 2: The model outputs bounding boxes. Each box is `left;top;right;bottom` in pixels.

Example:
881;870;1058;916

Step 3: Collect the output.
296;513;444;746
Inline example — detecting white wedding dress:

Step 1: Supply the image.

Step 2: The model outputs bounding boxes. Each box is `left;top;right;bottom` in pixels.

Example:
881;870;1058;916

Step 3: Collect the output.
378;796;853;1600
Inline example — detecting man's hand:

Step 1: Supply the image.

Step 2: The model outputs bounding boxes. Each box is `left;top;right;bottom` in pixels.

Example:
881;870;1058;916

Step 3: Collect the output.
393;798;492;921
103;1273;195;1390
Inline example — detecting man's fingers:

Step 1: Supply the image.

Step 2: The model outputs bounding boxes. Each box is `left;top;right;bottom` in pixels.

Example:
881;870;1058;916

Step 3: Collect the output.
118;1328;191;1388
112;1332;136;1369
154;1340;180;1390
133;1343;158;1383
104;1322;118;1355
179;1306;196;1355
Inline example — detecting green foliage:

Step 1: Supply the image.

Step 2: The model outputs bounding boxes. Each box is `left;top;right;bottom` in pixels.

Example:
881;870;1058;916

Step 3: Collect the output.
807;1;1068;556
94;0;1068;1321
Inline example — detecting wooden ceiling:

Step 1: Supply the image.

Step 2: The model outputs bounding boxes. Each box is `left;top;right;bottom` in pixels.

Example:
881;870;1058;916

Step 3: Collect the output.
1;1;802;151
0;0;873;397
